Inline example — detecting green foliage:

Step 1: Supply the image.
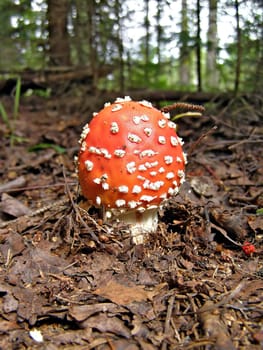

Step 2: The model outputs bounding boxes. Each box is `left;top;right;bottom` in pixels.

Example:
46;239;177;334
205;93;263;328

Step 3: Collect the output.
0;103;12;132
24;87;51;98
171;111;203;121
222;31;262;92
14;76;21;120
0;0;261;94
28;143;66;154
0;0;46;70
0;77;22;146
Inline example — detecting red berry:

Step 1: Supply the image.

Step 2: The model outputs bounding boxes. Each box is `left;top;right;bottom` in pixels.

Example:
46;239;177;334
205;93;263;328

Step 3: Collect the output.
242;241;256;255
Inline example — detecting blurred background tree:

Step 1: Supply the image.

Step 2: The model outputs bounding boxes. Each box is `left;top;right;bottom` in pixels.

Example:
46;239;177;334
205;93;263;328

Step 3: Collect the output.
0;0;262;93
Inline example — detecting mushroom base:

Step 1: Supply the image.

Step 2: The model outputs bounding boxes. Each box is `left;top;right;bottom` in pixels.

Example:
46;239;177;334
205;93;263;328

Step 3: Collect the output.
113;207;159;244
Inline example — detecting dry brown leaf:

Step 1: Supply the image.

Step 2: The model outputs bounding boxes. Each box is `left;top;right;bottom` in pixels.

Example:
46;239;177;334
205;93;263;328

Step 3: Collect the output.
248;215;263;234
0;319;21;333
0;176;27;194
0;232;25;262
190;175;218;197
80;313;131;338
3;293;19;313
253;329;263;346
210;207;248;240
69;303;127;322
199;300;236;350
94;279;149;305
237;280;263;299
93;278;166;305
0;193;31;218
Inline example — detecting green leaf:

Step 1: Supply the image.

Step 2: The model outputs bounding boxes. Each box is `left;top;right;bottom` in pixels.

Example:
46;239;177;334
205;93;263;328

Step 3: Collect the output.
13;77;21;120
0;102;11;130
171;112;203;121
256;208;263;216
10;134;28;144
28;143;66;154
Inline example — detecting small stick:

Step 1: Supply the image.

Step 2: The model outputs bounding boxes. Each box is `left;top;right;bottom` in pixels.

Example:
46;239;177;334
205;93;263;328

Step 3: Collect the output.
210;222;241;247
187;125;217;157
161;294;175;350
62;165;105;248
0;181;77;194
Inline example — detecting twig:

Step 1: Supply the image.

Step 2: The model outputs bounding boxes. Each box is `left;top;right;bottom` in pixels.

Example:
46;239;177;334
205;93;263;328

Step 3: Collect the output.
62;165;105;248
161;294;175;350
198;280;246;313
0;181;77;194
187;125;218;157
197;282;246;350
0;197;68;229
210;222;242;247
228;138;263;149
231;189;263;203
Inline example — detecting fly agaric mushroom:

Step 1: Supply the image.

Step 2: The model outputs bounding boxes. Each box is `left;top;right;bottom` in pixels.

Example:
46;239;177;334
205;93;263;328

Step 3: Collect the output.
78;96;186;244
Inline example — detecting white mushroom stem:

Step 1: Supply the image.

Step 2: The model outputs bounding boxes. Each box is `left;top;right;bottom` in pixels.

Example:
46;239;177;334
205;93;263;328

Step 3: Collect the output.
121;208;159;244
111;207;159;244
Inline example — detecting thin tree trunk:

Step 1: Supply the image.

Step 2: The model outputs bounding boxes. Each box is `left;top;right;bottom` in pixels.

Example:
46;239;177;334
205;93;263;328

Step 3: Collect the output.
206;0;218;89
156;0;162;69
46;0;71;66
72;0;86;65
126;51;132;88
196;0;202;91
234;0;242;93
179;0;191;86
144;0;150;82
115;0;124;92
254;22;263;92
86;0;98;89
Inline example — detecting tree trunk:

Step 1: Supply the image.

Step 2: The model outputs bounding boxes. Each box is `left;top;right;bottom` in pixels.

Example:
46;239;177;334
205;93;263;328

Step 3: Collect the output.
254;21;263;92
156;0;162;69
179;0;191;87
144;0;150;82
234;0;242;93
86;0;98;89
71;0;87;66
196;0;202;91
206;0;218;89
115;0;125;92
46;0;71;66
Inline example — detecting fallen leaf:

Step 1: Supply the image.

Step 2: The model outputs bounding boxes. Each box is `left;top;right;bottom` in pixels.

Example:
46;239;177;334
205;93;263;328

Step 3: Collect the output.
248;215;263;234
6;245;68;286
210;207;248;240
198;300;236;350
190;175;218;197
69;303;127;322
0;176;27;194
0;193;31;218
94;278;166;306
253;329;263;346
0;319;21;333
3;293;19;313
237;280;263;299
94;279;150;305
80;313;131;338
0;232;25;261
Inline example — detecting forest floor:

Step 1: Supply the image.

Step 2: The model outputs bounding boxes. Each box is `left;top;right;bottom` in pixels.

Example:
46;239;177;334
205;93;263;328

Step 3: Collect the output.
0;92;262;350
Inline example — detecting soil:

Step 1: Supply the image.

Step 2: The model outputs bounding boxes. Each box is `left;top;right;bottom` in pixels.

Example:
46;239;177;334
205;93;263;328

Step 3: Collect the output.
0;93;262;349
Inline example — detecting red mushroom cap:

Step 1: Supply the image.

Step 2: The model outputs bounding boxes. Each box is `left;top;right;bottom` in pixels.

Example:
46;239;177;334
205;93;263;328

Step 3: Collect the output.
78;97;186;215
